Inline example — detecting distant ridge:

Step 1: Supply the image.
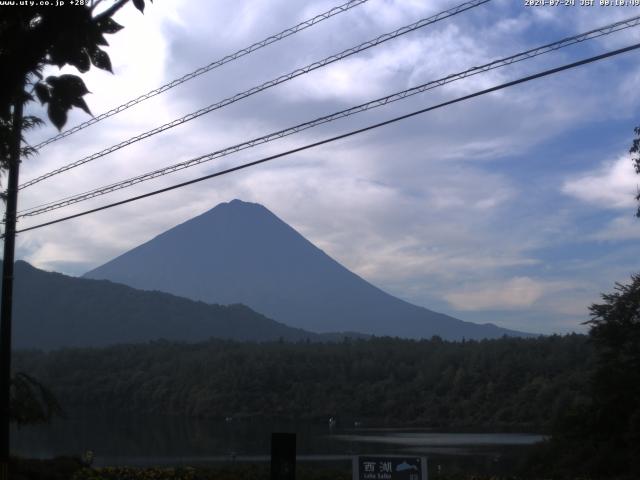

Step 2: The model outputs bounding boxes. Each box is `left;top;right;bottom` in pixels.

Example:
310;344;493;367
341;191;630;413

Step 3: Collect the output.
85;200;531;340
3;260;351;350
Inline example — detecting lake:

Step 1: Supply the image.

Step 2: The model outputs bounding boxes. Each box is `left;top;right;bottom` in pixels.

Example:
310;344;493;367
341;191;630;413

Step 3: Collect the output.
11;413;546;476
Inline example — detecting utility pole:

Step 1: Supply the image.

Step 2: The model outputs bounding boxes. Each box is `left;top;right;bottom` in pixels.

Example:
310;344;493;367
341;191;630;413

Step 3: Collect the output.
0;91;24;480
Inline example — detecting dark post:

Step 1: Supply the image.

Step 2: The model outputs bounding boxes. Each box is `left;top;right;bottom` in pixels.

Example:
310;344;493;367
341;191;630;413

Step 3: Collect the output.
271;432;296;480
0;96;24;480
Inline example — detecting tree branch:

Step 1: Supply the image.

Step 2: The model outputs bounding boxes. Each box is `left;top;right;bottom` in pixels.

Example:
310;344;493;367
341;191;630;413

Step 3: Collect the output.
94;0;129;21
90;0;104;12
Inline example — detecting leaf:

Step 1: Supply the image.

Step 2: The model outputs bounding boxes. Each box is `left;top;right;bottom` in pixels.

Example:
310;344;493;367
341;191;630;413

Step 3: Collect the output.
54;74;90;98
99;17;124;34
132;0;145;13
90;48;112;73
22;115;45;131
46;54;66;68
95;34;109;47
21;145;38;159
47;102;67;131
45;76;60;87
71;96;92;116
46;75;92;124
70;48;91;73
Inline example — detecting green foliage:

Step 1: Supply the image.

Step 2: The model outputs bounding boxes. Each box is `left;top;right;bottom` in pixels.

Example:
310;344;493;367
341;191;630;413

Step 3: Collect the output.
10;372;63;426
6;261;327;349
14;335;591;430
541;274;640;478
0;114;42;199
629;128;640;217
72;466;198;480
38;74;92;131
0;0;152;186
9;456;85;480
586;274;640;439
69;465;355;480
15;458;620;480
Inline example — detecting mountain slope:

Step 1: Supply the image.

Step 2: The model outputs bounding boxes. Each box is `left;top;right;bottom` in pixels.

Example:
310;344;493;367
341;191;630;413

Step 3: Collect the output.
84;200;529;340
4;261;329;349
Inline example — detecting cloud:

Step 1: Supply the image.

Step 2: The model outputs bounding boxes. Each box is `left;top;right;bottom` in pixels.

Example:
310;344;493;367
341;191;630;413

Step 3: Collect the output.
442;276;601;330
591;215;640;241
288;21;501;104
444;277;546;311
562;154;639;210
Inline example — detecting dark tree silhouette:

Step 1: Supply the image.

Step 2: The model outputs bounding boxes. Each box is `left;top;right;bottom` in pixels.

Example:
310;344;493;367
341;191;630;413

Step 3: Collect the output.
1;0;152;137
629;126;640;217
584;274;640;473
539;273;640;477
9;373;62;426
14;335;592;429
0;2;152;476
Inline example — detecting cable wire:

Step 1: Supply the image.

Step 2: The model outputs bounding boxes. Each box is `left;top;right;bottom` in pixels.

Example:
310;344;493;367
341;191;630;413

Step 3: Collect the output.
19;0;490;190
17;13;640;218
13;41;640;236
33;0;371;150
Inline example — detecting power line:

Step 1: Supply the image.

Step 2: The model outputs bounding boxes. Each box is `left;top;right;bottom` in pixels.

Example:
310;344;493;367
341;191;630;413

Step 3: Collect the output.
19;0;490;190
32;0;371;150
17;14;640;218
13;41;640;236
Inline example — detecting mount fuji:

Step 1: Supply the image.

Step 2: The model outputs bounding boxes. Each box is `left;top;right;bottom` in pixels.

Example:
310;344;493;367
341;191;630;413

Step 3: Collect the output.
84;200;530;340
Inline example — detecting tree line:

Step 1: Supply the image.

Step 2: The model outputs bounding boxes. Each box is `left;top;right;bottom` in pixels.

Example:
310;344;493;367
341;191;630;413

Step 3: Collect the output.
14;334;591;431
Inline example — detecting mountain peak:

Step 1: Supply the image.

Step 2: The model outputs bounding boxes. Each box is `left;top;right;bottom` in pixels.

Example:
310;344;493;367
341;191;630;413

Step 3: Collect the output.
217;198;262;210
190;199;279;227
228;198;258;207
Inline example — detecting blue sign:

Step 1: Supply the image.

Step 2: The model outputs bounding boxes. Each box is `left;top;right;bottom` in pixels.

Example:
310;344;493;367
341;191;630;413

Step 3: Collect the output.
353;455;427;480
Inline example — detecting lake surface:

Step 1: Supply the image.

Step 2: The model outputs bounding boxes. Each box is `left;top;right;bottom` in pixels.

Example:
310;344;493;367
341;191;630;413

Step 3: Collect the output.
11;413;546;475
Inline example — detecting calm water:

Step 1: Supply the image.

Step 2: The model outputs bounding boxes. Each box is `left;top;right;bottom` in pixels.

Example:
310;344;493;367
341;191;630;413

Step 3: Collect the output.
11;413;546;475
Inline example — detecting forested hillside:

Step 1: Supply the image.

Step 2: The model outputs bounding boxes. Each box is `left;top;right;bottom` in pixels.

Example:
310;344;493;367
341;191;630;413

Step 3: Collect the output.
4;261;335;348
14;335;591;430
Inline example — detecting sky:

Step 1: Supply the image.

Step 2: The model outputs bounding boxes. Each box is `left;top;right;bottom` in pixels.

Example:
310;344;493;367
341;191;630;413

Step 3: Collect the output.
8;0;640;335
